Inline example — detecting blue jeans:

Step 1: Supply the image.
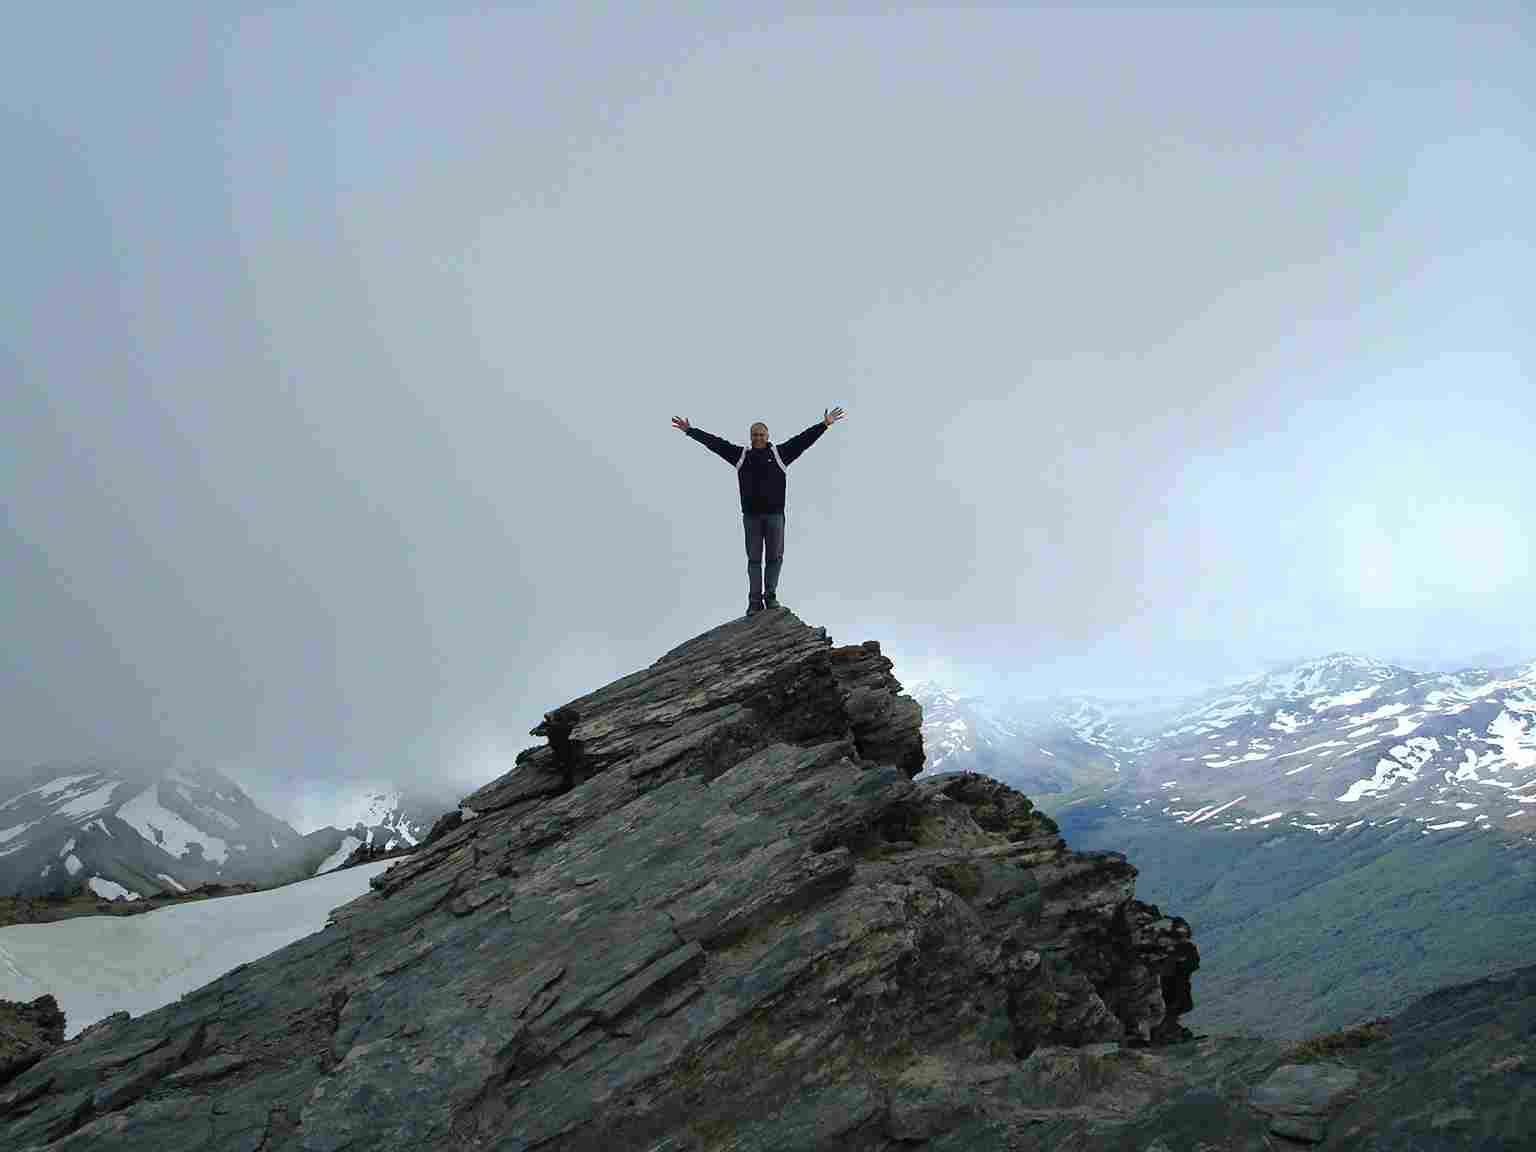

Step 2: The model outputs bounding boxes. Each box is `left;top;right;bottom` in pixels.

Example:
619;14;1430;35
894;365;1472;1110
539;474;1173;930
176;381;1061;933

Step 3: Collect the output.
743;512;784;602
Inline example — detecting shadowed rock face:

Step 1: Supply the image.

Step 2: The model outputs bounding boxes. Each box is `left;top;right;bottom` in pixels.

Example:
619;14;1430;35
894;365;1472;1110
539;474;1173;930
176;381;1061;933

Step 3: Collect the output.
0;996;65;1086
0;612;1198;1150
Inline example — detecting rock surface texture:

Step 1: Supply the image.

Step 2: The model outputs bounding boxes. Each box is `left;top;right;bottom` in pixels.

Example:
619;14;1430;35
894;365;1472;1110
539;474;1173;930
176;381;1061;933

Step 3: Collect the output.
0;996;65;1086
0;611;1525;1149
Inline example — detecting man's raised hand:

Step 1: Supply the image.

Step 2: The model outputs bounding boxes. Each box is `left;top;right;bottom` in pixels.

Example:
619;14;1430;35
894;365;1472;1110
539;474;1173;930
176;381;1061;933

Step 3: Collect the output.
672;416;691;432
823;407;845;428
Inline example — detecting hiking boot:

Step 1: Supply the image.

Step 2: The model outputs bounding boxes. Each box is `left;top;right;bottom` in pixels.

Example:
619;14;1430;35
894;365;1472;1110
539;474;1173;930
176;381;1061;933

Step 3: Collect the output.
764;592;780;610
746;597;766;617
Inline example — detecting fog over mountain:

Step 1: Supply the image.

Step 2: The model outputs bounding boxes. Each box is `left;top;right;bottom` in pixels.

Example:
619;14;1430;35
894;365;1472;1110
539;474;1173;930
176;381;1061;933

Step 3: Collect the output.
3;7;1532;818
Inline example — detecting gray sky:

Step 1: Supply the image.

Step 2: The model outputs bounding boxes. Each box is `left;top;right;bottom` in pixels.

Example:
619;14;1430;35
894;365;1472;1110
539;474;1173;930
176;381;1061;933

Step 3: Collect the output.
4;6;1532;828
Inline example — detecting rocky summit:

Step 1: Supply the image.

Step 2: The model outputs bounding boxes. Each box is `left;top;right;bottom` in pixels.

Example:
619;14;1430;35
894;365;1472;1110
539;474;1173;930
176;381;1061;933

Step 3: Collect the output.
0;611;1528;1150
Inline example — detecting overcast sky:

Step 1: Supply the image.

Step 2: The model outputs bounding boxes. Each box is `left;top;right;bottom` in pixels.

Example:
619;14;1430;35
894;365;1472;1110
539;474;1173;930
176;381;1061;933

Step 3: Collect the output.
3;6;1532;828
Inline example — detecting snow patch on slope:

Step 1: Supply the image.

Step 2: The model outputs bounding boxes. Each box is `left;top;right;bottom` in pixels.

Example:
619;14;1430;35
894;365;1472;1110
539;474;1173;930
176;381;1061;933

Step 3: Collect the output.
1338;757;1422;803
1486;708;1536;772
34;775;98;801
1311;685;1381;712
56;781;121;819
88;877;139;901
117;785;229;865
0;860;395;1037
316;836;362;875
176;785;242;831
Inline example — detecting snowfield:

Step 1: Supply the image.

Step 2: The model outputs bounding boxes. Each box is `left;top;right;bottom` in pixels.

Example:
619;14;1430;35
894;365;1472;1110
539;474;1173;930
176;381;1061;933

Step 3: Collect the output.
0;859;397;1038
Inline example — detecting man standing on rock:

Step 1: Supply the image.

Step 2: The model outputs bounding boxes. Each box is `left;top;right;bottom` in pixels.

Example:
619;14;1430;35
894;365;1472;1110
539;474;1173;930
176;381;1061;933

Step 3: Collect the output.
672;408;846;617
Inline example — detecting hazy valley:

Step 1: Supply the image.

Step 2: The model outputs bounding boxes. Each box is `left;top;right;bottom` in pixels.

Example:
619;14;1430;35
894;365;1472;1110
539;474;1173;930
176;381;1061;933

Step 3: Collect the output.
911;655;1536;1037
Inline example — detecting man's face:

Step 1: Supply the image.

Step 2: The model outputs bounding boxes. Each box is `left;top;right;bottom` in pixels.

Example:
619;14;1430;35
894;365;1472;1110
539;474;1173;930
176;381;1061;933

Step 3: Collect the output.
750;424;769;448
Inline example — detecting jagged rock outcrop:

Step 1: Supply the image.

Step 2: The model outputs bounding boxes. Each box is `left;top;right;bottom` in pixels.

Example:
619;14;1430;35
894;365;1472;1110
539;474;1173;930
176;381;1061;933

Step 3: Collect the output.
0;997;65;1087
4;611;1535;1148
0;611;1200;1149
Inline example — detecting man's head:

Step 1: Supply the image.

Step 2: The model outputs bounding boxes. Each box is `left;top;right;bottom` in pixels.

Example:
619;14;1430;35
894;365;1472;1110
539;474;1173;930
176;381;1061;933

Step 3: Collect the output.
749;423;769;448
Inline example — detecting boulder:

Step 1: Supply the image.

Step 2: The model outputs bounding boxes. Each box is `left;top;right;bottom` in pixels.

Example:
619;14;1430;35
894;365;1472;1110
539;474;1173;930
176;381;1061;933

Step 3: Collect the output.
1250;1062;1361;1143
0;996;65;1087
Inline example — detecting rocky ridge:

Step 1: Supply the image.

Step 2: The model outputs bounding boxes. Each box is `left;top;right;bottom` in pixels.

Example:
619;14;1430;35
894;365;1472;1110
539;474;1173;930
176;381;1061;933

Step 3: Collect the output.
5;613;1526;1148
0;611;1200;1150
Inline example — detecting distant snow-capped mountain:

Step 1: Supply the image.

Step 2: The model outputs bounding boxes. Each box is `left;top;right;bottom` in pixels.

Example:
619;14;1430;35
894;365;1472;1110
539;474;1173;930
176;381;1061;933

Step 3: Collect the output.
1115;654;1536;836
908;654;1536;838
0;762;347;899
332;788;435;849
907;681;1124;795
0;763;455;897
909;681;1016;771
311;787;446;876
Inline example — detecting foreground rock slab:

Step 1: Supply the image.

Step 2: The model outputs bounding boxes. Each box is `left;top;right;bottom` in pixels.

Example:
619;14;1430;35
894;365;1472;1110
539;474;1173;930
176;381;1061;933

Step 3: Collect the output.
1251;1062;1361;1142
0;612;1195;1149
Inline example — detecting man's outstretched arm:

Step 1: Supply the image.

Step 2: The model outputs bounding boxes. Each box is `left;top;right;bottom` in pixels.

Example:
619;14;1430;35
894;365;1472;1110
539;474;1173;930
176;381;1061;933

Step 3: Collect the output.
778;407;845;466
672;416;744;465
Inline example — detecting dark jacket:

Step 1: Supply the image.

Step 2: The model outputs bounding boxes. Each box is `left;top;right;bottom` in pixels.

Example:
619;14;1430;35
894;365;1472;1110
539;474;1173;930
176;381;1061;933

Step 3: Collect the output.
686;422;828;514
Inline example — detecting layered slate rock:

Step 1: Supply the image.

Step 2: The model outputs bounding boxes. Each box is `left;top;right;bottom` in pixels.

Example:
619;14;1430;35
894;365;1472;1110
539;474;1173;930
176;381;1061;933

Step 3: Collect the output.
1250;1063;1362;1142
0;996;65;1086
0;611;1199;1150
